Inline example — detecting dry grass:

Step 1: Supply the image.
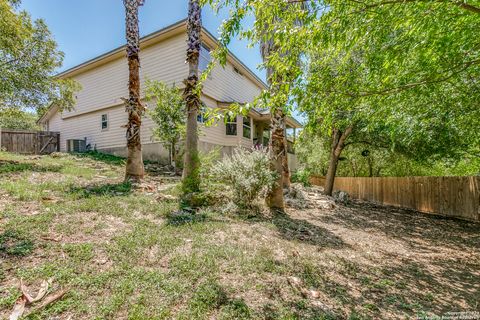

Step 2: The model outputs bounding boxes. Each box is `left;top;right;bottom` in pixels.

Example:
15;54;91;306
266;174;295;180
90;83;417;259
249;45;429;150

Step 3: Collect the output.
0;152;479;319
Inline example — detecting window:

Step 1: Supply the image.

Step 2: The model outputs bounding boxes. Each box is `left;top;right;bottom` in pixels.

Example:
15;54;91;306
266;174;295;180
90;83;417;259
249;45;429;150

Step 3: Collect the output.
263;130;270;146
197;103;208;123
101;114;108;130
225;115;237;136
243;116;251;139
199;44;211;72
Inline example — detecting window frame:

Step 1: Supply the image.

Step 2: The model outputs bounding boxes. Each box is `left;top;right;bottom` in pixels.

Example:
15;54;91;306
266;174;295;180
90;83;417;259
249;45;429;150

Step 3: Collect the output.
242;116;251;139
225;115;237;136
199;43;211;73
197;103;208;124
101;113;109;131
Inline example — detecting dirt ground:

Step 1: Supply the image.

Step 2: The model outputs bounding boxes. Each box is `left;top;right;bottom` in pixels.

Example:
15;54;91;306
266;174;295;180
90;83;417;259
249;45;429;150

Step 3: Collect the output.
285;185;480;318
1;152;479;319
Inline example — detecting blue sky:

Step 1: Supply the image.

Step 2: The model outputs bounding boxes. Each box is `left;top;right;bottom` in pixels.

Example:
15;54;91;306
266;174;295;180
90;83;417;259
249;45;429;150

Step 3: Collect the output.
19;0;266;81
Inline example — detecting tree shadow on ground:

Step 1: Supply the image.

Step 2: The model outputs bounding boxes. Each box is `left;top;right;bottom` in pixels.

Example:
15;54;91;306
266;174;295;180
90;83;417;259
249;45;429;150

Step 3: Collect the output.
165;210;208;226
262;211;347;249
370;256;480;317
311;201;480;317
261;300;336;320
73;151;126;166
317;201;479;253
0;159;63;174
278;247;479;319
68;182;133;198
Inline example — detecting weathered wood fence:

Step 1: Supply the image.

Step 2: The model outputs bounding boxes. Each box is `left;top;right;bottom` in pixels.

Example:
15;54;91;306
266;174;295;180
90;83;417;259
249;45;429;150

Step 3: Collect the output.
310;176;480;222
0;128;60;155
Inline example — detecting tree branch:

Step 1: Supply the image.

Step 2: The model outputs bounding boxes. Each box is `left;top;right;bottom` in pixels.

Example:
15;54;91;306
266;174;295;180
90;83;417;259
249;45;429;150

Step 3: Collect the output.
340;58;480;98
289;0;480;14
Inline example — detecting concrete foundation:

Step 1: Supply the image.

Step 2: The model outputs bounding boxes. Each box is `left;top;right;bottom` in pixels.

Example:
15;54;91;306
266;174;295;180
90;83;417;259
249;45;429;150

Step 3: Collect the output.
97;141;299;171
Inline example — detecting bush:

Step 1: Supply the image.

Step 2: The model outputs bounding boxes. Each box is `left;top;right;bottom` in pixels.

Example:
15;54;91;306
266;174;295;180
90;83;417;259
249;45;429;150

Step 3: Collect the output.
210;148;276;209
291;168;312;187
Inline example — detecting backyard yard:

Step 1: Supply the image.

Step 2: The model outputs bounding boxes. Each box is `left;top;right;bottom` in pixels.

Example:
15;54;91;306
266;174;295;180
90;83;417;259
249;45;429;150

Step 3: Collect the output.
0;152;479;319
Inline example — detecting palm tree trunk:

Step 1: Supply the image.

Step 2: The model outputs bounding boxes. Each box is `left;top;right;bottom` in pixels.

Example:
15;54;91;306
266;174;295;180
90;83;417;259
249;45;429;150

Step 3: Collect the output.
124;0;145;183
182;0;201;195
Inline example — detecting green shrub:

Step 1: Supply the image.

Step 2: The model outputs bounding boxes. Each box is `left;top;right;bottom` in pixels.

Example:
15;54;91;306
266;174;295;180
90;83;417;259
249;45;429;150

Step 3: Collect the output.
210;148;276;209
291;168;312;187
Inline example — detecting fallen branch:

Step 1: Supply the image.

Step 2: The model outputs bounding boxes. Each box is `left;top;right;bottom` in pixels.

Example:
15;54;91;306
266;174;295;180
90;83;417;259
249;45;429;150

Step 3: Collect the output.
9;279;68;320
23;288;70;318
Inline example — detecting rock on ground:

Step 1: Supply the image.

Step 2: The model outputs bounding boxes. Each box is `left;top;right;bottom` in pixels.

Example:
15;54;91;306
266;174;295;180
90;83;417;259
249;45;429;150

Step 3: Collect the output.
285;183;336;210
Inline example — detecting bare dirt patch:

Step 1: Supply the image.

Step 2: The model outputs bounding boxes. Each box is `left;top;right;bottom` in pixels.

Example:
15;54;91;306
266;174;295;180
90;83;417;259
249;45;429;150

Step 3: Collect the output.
1;154;478;319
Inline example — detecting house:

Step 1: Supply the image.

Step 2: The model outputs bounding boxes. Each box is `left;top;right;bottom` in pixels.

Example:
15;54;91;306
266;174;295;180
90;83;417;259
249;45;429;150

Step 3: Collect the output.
38;20;302;169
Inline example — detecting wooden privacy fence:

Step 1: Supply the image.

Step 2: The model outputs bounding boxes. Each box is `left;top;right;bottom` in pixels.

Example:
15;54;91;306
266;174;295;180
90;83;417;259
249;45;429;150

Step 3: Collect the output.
0;128;60;155
310;176;480;222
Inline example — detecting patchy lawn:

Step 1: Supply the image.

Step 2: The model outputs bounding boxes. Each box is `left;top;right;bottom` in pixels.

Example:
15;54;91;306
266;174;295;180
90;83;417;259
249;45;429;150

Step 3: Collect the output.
0;152;479;319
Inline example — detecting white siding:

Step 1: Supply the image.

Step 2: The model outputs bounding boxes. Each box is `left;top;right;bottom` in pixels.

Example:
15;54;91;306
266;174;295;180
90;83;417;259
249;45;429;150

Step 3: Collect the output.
50;105;127;152
203;63;262;104
48;31;264;152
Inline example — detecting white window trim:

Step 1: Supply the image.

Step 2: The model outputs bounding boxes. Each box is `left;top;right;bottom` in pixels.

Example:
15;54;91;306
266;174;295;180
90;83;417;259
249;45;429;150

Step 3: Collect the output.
242;116;251;139
225;115;237;136
197;104;208;124
199;43;212;79
101;113;109;131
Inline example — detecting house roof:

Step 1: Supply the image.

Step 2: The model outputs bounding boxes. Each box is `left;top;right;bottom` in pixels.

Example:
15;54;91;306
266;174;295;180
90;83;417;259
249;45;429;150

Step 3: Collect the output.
56;19;268;90
41;20;302;128
216;102;303;129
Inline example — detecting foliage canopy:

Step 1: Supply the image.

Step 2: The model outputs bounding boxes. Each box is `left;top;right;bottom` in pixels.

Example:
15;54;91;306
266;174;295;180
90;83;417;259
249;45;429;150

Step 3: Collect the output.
0;0;80;111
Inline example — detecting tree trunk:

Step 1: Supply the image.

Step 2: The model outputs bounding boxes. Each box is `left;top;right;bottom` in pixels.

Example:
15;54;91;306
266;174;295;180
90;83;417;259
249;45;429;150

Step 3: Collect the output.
261;38;289;209
170;141;177;170
182;0;201;195
124;0;145;183
282;123;291;188
266;108;287;209
367;157;373;177
324;126;353;196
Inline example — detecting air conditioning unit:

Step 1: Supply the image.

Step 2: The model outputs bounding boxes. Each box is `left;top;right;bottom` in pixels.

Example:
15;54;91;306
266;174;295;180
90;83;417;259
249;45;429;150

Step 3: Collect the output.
66;139;86;153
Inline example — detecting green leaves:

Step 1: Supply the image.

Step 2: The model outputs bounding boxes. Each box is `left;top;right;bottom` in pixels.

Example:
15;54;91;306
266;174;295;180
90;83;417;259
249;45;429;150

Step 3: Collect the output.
0;107;38;130
145;80;186;149
299;0;480;162
0;0;80;112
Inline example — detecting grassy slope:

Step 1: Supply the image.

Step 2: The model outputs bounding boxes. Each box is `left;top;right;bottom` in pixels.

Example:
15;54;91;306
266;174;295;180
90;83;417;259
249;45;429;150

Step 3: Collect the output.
0;152;479;320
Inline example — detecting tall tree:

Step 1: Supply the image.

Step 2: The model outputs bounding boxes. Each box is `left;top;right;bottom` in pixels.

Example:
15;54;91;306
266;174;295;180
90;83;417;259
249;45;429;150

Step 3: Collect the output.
299;42;478;195
0;0;79;112
260;37;289;208
123;0;145;183
182;0;202;196
302;0;479;194
262;0;308;201
204;0;308;210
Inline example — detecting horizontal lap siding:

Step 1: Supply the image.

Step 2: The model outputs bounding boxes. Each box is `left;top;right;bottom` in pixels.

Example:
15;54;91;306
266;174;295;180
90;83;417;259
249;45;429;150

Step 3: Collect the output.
62;36;187;119
62;59;128;118
203;63;262;104
199;96;252;147
50;107;127;151
48;32;264;152
140;35;188;91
